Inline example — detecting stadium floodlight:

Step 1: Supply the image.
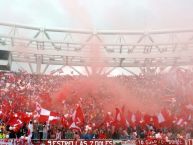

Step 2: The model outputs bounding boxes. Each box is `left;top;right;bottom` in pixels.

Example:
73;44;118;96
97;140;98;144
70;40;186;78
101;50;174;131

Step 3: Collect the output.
0;50;11;71
0;38;6;45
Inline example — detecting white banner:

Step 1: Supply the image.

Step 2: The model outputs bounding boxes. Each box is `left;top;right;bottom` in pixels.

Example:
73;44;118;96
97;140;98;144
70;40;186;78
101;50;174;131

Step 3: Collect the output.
113;140;135;145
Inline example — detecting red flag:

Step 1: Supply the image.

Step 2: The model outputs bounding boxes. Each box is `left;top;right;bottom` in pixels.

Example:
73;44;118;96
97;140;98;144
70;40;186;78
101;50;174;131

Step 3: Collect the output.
69;105;84;131
103;112;114;127
0;110;3;119
114;108;122;122
135;111;143;124
18;112;32;123
69;122;81;132
38;115;49;123
144;114;152;124
161;108;173;127
61;115;71;128
151;115;159;128
113;108;126;128
9;118;23;132
72;105;84;126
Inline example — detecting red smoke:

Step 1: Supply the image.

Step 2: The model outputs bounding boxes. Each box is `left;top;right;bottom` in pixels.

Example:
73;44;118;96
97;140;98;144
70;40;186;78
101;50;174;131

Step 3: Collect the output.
52;75;162;115
59;0;93;29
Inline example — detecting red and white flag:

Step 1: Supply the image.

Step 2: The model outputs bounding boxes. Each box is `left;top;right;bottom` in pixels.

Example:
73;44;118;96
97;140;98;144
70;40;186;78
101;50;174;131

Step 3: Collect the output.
113;108;127;127
69;105;84;131
71;105;84;126
103;112;113;127
115;108;122;122
9;118;23;132
38;108;60;123
157;112;165;123
69;122;81;132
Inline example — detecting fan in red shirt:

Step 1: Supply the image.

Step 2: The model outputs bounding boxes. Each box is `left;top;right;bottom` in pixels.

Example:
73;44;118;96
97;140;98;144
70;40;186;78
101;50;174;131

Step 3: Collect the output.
98;130;107;139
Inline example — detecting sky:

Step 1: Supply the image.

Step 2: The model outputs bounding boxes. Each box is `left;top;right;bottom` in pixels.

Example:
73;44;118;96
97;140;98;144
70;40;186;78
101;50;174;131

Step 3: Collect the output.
0;0;193;75
0;0;193;30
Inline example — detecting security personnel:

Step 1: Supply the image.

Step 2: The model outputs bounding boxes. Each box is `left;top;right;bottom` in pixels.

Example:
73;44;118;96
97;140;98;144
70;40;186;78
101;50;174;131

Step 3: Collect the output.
0;129;5;139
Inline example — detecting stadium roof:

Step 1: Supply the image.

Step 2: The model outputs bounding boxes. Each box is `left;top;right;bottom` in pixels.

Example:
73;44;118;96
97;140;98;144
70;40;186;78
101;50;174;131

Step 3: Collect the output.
0;0;193;76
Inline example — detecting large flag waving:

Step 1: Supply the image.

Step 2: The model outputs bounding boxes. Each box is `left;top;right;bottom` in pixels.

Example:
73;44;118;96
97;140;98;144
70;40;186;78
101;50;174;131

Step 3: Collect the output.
113;108;127;128
35;103;60;124
103;112;114;127
69;105;84;131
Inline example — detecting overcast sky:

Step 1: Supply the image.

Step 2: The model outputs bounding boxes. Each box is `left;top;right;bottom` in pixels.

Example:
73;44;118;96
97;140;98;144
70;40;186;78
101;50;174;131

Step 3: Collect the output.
0;0;193;30
1;0;193;75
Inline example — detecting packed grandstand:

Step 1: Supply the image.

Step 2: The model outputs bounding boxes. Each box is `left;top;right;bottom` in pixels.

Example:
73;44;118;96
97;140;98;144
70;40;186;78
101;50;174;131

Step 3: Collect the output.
0;68;193;143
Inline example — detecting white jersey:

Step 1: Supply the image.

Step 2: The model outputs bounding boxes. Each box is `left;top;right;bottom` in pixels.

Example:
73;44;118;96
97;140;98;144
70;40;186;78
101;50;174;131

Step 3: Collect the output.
56;131;61;140
28;123;33;133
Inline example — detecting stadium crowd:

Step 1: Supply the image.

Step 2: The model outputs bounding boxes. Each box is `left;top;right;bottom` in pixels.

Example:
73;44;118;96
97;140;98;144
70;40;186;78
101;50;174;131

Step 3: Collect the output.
0;67;193;143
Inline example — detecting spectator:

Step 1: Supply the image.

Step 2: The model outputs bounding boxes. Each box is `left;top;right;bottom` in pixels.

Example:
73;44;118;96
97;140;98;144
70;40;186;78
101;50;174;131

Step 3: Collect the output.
32;121;39;139
74;131;80;140
56;129;62;140
65;129;74;139
27;120;33;145
84;130;93;140
42;123;48;139
38;123;43;140
98;130;107;139
50;129;56;139
0;128;5;139
112;130;120;139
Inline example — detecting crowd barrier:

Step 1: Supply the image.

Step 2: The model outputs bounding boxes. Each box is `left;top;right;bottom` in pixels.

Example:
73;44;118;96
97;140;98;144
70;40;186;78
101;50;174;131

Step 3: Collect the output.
0;139;193;145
